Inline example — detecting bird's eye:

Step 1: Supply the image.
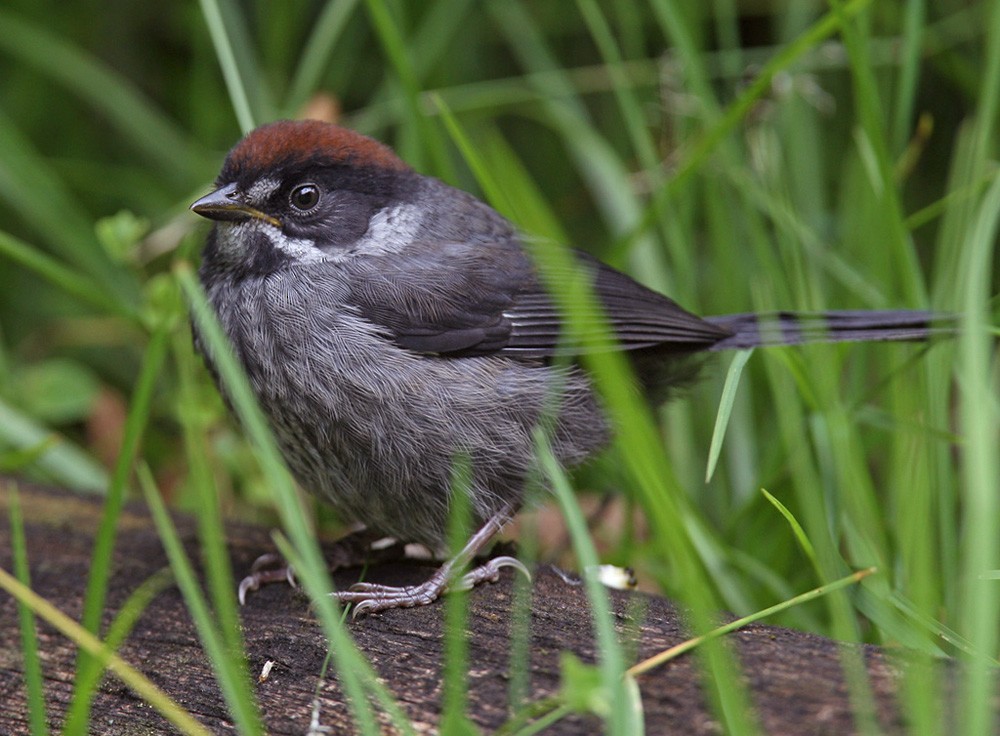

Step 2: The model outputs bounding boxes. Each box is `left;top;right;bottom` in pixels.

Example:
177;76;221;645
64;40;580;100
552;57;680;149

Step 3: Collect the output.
289;183;320;211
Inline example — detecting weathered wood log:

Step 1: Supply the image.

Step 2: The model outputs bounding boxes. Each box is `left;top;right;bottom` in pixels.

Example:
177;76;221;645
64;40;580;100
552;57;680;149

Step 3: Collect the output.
0;478;953;734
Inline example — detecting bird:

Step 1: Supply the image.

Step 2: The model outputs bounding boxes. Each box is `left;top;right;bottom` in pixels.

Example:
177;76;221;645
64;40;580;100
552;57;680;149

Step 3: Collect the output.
190;119;942;614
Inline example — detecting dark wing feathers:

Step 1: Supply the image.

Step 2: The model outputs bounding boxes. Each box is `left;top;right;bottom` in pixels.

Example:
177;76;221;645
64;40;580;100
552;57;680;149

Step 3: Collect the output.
340;242;731;358
335;242;943;358
501;254;731;355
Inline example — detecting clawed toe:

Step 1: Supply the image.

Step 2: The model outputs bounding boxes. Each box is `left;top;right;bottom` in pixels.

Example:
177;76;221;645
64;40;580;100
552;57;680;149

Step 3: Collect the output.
238;508;521;614
238;555;297;605
452;555;530;591
335;554;531;616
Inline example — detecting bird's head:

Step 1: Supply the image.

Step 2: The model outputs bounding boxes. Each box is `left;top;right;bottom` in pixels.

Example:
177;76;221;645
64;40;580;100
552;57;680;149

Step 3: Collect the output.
191;120;421;275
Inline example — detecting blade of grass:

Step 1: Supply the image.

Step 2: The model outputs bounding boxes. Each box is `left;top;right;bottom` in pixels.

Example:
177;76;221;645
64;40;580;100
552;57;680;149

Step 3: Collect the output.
537;435;635;736
64;324;169;735
628;567;877;677
705;350;753;483
9;484;50;736
576;0;660;170
362;0;452;178
890;0;927;152
441;458;476;735
138;465;265;735
68;568;176;710
0;565;213;736
956;169;1000;736
197;0;258;132
905;171;995;232
0;437;57;474
173;325;259;697
0;400;108;493
760;488;819;573
286;0;362;112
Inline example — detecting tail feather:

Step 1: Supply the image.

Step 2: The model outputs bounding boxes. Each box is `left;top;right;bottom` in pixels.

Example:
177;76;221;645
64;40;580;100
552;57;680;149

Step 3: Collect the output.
704;310;953;351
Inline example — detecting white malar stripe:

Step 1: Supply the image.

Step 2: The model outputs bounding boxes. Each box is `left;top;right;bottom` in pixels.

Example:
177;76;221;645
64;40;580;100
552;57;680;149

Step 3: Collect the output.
216;220;329;264
266;226;330;263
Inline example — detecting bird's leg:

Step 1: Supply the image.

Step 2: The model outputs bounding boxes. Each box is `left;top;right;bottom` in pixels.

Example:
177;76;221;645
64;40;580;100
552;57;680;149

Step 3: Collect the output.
335;504;529;616
237;527;407;604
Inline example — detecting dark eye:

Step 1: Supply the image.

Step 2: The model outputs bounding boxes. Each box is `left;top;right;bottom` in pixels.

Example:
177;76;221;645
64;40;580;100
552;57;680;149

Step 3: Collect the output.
289;183;320;211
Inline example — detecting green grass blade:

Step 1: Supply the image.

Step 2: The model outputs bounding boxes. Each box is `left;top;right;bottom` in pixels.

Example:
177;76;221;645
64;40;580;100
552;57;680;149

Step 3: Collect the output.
9;485;50;736
956;170;1000;736
64;325;170;735
628;568;877;677
173;325;258;693
362;0;452;178
441;460;476;735
286;0;363;112
575;0;661;174
0;400;108;493
760;487;819;573
705;350;753;483
197;0;260;132
67;569;175;713
890;0;927;152
538;436;634;736
0;565;213;736
138;465;265;734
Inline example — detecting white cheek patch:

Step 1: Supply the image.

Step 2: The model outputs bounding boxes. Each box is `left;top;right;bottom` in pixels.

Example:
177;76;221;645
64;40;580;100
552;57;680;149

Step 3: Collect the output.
217;221;330;264
354;204;424;255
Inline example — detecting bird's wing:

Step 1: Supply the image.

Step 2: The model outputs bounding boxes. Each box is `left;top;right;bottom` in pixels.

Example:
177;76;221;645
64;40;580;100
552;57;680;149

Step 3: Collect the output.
338;241;730;358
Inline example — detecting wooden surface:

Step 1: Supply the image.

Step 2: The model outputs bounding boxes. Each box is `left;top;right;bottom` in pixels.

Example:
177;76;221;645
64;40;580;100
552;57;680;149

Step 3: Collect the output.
0;478;954;734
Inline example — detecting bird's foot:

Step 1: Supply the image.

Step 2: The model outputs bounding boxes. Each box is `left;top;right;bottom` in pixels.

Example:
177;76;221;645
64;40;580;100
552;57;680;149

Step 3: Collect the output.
335;555;530;616
237;528;403;604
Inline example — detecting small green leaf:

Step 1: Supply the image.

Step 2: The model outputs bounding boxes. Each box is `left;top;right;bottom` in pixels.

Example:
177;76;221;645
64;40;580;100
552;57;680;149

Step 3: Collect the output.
95;210;150;263
559;652;608;716
141;272;184;331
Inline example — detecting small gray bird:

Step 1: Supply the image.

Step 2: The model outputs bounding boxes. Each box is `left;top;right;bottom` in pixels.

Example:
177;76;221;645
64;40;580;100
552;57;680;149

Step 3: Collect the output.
191;120;939;614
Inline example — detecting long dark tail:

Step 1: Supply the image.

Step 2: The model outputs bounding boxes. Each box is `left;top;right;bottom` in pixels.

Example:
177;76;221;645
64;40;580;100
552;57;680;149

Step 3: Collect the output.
704;310;953;351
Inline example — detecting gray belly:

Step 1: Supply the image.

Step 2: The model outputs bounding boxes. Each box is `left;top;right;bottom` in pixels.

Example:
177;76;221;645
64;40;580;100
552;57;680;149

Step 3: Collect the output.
207;270;609;546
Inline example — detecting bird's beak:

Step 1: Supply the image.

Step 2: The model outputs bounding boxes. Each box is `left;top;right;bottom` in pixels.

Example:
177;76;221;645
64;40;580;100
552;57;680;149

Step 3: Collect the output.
190;182;282;227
